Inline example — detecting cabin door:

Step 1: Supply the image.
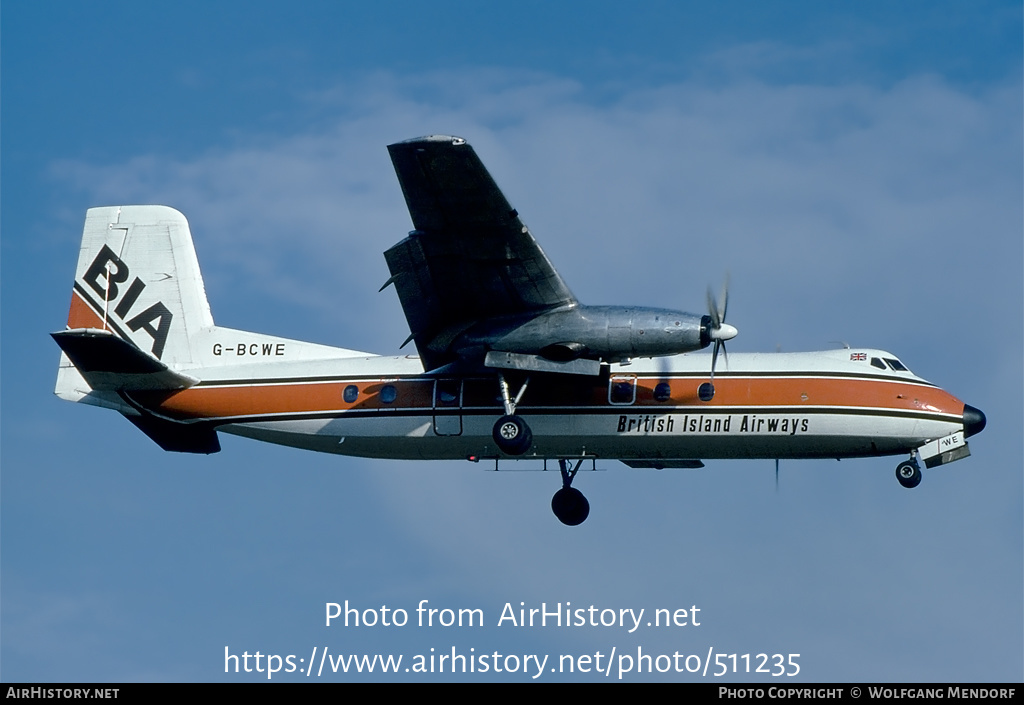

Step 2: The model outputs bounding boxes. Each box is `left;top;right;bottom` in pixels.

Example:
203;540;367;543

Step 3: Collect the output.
433;379;463;436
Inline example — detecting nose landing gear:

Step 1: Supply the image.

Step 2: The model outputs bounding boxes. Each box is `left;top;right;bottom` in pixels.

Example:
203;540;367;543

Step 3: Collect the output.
895;457;922;489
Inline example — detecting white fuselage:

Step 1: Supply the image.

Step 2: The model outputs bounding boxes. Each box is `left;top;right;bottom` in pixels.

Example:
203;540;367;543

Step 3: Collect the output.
117;346;967;463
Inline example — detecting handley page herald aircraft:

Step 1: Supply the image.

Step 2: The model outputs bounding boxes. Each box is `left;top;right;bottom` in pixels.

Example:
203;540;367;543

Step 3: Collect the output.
53;135;986;525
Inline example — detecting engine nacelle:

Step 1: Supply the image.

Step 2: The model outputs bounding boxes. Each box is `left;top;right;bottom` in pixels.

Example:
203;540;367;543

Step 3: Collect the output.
456;304;708;364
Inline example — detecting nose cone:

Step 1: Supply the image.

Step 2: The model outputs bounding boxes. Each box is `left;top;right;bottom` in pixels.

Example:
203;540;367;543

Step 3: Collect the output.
963;404;986;438
712;323;738;341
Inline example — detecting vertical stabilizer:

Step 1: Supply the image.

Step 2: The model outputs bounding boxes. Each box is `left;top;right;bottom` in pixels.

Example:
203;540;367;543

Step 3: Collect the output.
53;205;366;452
63;206;214;366
54;206;221;452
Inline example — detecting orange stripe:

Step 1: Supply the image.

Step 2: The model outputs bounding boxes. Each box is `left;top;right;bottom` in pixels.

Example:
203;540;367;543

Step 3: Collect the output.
149;380;436;420
144;375;964;422
67;289;105;329
632;377;963;416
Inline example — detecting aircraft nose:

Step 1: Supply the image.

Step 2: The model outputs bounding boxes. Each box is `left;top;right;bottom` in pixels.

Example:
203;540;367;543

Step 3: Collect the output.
963;404;986;438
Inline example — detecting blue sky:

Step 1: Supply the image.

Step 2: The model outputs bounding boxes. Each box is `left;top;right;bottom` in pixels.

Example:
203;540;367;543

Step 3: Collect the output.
3;1;1021;682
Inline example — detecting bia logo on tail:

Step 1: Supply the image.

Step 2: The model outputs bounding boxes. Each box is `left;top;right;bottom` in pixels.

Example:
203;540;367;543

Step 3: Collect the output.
82;245;173;359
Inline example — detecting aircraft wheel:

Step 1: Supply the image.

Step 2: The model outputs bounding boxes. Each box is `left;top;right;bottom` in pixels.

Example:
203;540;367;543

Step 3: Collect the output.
551;487;590;526
895;460;922;489
492;415;532;455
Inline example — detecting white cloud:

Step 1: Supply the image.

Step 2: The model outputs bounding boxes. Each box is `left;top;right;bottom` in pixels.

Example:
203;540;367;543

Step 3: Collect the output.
51;68;1020;357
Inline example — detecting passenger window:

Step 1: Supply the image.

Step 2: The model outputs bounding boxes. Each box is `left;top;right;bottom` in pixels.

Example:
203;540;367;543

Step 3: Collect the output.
380;385;398;404
653;382;672;402
435;379;460;406
343;385;359;403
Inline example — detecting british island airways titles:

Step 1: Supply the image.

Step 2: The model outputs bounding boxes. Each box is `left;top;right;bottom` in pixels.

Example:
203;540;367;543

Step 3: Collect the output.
617;414;810;435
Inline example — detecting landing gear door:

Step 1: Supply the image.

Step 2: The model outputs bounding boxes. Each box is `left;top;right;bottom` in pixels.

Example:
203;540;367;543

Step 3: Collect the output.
433;379;463;436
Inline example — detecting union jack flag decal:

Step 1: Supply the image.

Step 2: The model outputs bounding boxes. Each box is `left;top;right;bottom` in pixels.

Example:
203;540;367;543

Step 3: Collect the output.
850;352;867;361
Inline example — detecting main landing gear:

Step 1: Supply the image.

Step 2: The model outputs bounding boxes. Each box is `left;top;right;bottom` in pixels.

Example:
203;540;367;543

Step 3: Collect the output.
492;373;533;456
489;373;589;525
493;414;532;455
551;458;590;526
895;457;922;489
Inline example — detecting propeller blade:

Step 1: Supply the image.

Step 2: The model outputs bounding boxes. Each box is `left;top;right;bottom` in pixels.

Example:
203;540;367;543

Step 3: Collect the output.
710;340;720;384
700;274;735;403
719;273;730;324
706;286;721;328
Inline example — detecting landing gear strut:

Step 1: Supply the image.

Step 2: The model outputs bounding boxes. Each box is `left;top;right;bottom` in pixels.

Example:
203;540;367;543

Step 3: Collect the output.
895;457;922;489
491;373;533;455
551;458;590;526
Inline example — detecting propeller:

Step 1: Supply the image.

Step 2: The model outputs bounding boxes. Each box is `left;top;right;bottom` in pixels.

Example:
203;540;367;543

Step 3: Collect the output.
698;276;738;402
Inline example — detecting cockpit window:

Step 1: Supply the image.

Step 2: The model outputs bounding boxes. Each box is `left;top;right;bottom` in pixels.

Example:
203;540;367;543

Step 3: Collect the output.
884;358;909;372
870;358;886;370
609;375;637;405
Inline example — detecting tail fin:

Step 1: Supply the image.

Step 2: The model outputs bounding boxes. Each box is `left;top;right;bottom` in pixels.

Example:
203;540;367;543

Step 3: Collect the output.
62;205;214;365
54;206;221;453
54;205;366;454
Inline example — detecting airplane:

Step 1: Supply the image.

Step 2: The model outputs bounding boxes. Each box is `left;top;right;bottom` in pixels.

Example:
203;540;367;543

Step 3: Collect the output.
52;135;986;526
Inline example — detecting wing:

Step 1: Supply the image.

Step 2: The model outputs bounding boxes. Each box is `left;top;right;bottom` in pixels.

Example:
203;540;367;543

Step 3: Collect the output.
384;136;576;370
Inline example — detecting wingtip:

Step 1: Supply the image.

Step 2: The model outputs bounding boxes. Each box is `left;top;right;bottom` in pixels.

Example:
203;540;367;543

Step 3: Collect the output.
388;135;467;148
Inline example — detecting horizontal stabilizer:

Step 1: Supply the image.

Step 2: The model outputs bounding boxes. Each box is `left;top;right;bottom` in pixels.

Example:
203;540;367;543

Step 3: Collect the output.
621;459;705;469
124;414;220;454
484;350;602;376
51;328;199;391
